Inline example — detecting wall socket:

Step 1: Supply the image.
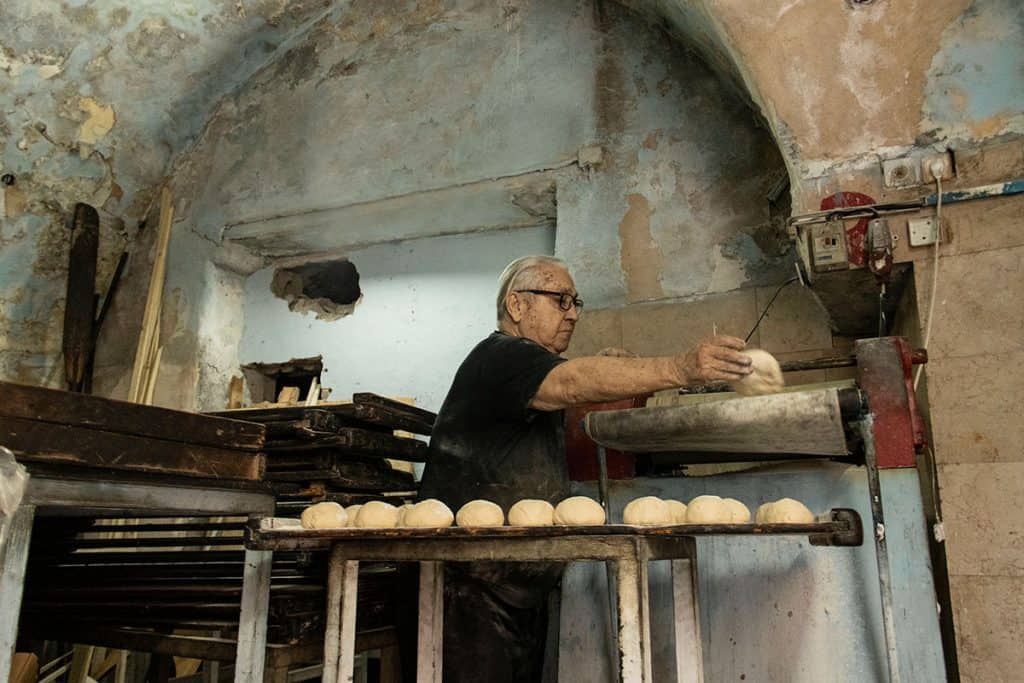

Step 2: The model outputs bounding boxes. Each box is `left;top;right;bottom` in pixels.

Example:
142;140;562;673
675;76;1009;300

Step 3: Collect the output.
908;217;937;246
923;151;954;183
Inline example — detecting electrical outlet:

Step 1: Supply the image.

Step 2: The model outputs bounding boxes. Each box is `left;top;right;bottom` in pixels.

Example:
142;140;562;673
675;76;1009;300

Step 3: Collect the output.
923;151;954;183
882;157;922;188
908;217;937;246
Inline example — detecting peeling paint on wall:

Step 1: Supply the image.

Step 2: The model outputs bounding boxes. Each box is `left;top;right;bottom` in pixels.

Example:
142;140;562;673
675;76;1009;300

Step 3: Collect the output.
921;0;1024;143
77;97;115;146
618;193;666;301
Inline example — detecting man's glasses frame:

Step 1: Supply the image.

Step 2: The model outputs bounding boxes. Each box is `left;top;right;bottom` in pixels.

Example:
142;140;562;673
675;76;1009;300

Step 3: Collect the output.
515;289;584;314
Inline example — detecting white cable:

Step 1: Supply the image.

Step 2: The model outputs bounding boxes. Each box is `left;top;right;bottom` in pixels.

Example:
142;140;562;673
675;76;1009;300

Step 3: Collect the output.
914;167;943;390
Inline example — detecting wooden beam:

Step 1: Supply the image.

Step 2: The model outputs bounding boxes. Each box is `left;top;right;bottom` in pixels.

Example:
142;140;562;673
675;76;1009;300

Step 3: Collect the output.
130;187;174;403
62;203;100;392
0;380;264;450
265;427;427;462
353;394;435;435
3;416;265;481
23;476;274;517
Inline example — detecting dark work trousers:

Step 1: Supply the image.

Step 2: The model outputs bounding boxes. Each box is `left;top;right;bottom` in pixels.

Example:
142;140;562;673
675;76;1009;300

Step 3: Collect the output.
396;564;554;683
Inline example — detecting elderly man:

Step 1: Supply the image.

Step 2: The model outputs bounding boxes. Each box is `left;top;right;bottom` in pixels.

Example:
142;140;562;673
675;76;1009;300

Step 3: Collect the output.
417;255;752;682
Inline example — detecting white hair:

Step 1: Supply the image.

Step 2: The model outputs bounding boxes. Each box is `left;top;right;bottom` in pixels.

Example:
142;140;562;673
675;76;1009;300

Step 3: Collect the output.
496;255;569;323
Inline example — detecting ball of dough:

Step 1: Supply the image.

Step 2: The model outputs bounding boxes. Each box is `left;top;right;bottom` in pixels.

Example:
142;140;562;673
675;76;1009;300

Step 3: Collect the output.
354;501;400;528
343;505;362;527
623;496;671;526
508;499;555;526
685;495;730;523
665;500;688;524
756;498;815;524
300;502;348;529
396;503;414;526
455;500;505;528
553;496;606;526
404;499;455;528
729;349;785;397
722;498;751;523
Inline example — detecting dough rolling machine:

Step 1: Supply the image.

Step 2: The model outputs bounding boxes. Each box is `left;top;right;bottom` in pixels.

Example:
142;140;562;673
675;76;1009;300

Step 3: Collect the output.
578;336;944;682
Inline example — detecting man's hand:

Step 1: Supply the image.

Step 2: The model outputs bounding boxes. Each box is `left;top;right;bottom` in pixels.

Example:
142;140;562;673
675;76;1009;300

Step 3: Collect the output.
675;335;753;384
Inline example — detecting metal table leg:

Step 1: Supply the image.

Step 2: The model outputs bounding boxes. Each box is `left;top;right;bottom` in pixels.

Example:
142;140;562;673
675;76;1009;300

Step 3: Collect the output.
0;505;35;683
417;561;443;683
233;549;273;683
671;559;704;683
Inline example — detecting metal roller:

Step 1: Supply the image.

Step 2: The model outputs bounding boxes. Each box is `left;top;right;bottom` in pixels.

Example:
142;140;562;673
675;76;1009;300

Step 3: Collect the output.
584;388;852;456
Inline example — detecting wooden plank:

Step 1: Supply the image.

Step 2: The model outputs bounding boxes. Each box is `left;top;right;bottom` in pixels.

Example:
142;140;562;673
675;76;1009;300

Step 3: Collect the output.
264;456;415;492
416;562;443;683
265;428;427;462
24;476;275;516
352;404;433;437
130;187;174;403
62;203;100;392
67;646;95;683
2;416;264;481
336;560;360;683
615;553;646;683
233;550;273;683
671;559;704;683
0;505;35;682
352;394;435;434
0;380;264;450
210;400;436;437
321;546;344;683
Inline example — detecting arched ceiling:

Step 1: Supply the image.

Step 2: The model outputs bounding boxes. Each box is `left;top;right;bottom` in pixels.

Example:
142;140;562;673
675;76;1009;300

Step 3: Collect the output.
2;0;1020;233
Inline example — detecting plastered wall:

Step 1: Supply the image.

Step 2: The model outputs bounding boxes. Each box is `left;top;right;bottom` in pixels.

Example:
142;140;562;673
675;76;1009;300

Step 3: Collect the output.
240;226;554;412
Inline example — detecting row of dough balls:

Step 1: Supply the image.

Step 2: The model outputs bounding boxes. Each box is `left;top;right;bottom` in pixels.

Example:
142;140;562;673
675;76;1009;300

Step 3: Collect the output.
300;496;610;529
624;495;748;525
621;495;813;525
300;496;816;530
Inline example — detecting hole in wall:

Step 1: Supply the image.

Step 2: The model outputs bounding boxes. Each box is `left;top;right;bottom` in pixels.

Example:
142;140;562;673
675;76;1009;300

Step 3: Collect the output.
271;258;362;321
240;356;326;404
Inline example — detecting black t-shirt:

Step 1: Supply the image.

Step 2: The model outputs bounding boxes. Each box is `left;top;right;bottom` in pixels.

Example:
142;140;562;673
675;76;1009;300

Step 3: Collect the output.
419;331;570;511
418;332;570;607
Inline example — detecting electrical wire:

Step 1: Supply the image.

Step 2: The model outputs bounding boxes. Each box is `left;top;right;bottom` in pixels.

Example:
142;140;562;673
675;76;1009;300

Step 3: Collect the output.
744;275;800;343
914;171;943;390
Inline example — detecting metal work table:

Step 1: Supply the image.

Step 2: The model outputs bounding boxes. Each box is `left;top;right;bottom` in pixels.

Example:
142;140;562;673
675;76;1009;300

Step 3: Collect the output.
0;473;276;683
247;510;861;683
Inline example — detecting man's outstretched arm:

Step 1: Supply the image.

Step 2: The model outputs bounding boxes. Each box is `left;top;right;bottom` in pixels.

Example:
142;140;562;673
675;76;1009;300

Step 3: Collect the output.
530;335;752;411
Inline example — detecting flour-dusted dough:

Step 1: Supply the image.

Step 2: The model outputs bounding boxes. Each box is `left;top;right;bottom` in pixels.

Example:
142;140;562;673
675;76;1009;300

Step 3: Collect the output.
721;498;751;523
404;499;455;528
623;496;671;526
756;498;815;524
553;496;606;525
355;501;400;528
729;349;785;397
300;502;348;529
396;503;414;526
344;505;362;527
665;500;688;524
508;499;555;527
685;495;730;523
455;499;505;527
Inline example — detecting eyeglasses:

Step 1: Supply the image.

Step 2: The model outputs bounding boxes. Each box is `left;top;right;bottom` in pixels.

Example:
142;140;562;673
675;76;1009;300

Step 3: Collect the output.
515;289;584;314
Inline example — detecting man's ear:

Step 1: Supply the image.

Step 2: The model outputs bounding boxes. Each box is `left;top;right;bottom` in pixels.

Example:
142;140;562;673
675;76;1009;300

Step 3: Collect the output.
505;292;525;323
